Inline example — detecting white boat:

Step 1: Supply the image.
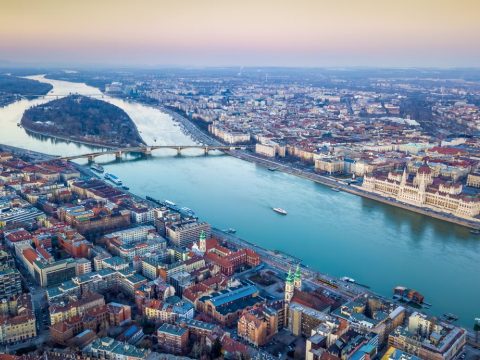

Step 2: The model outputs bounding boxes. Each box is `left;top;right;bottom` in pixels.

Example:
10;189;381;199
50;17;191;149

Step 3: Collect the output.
341;276;356;283
104;173;122;185
90;163;104;173
165;200;176;206
273;207;287;215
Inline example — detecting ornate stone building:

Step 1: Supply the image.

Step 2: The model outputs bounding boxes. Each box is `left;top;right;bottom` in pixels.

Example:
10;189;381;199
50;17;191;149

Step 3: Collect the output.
362;163;480;219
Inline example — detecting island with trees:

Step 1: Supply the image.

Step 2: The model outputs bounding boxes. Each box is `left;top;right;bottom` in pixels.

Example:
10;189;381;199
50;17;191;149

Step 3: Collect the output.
21;95;145;147
0;74;53;107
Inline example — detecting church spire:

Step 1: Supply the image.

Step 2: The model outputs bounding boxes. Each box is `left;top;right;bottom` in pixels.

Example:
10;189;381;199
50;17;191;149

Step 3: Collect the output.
199;230;206;253
293;264;302;290
286;268;293;283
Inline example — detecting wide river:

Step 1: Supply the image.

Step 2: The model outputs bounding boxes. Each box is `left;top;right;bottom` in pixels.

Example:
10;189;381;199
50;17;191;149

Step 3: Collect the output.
1;76;478;328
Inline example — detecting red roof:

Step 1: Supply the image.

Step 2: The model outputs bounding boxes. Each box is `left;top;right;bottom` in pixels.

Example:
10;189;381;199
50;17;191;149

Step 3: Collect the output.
22;248;38;264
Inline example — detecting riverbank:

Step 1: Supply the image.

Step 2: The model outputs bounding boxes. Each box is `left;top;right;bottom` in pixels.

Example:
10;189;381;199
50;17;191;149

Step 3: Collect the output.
143;100;480;231
22;127;116;150
230;149;480;230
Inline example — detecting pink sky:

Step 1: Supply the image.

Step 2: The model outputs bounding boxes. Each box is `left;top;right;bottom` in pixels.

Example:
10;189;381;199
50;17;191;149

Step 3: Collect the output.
1;0;479;67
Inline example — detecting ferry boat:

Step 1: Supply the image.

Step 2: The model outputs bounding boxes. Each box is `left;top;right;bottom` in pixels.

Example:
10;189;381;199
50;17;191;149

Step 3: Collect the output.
273;207;288;215
104;173;122;185
340;276;356;283
165;200;176;207
393;286;425;306
90;163;104;173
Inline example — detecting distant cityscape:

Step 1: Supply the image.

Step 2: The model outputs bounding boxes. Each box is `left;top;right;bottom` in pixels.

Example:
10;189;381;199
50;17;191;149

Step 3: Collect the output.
0;66;480;360
62;68;480;225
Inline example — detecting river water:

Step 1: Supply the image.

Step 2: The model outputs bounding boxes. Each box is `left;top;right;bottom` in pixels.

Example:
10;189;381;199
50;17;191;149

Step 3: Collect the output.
0;76;478;328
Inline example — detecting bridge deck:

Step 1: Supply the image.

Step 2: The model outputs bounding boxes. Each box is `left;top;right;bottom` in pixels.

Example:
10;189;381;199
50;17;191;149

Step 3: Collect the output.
57;145;252;160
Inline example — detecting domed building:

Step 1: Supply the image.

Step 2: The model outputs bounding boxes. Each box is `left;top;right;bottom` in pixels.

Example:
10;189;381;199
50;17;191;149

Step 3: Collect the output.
362;162;480;219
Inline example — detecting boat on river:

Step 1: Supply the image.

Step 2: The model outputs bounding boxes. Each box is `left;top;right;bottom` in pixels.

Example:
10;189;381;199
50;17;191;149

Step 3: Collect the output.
104;173;122;185
273;207;287;215
393;286;425;306
442;313;459;322
90;163;104;173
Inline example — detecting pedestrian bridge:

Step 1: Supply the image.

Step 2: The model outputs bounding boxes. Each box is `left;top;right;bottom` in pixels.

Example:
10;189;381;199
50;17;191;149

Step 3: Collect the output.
58;145;252;162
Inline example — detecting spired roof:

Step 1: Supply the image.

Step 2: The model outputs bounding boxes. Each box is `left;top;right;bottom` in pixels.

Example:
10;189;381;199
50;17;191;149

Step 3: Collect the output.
286;268;294;283
199;230;206;242
294;264;302;280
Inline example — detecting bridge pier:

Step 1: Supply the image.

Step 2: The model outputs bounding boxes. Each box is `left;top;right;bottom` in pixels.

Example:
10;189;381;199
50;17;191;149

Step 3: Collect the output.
204;147;209;156
143;147;152;157
87;155;95;164
115;151;123;161
176;147;182;156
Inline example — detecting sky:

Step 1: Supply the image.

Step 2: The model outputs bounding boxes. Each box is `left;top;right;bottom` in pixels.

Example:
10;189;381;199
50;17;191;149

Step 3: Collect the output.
1;0;479;68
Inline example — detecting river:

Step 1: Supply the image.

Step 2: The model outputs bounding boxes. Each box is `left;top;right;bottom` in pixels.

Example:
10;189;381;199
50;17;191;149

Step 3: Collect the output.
0;75;478;328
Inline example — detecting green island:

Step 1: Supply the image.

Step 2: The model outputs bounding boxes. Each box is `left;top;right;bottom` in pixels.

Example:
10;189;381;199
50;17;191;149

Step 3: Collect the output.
20;95;145;147
0;74;53;107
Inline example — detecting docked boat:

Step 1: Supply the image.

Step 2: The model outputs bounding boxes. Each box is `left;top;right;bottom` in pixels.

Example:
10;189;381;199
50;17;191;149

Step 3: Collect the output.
443;313;459;322
121;185;130;191
268;167;277;171
273;207;288;215
226;228;236;234
165;200;176;207
331;187;340;192
393;286;425;306
340;276;356;283
181;207;195;217
470;229;480;235
90;163;104;173
104;173;122;185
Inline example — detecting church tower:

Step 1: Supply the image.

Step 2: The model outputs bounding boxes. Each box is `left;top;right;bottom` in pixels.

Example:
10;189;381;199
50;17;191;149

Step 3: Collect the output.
199;230;206;253
293;264;302;290
284;269;295;303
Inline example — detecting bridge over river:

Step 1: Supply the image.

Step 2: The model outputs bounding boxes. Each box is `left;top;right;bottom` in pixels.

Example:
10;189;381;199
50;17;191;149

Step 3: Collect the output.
57;144;252;162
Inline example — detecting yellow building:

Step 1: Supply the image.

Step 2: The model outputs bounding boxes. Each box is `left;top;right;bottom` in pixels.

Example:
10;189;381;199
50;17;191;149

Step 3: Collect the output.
0;294;37;345
49;292;105;325
315;157;344;174
467;173;480;188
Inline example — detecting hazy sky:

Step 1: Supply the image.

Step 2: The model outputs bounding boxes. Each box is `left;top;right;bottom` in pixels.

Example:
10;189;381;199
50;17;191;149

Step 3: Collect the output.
1;0;479;67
